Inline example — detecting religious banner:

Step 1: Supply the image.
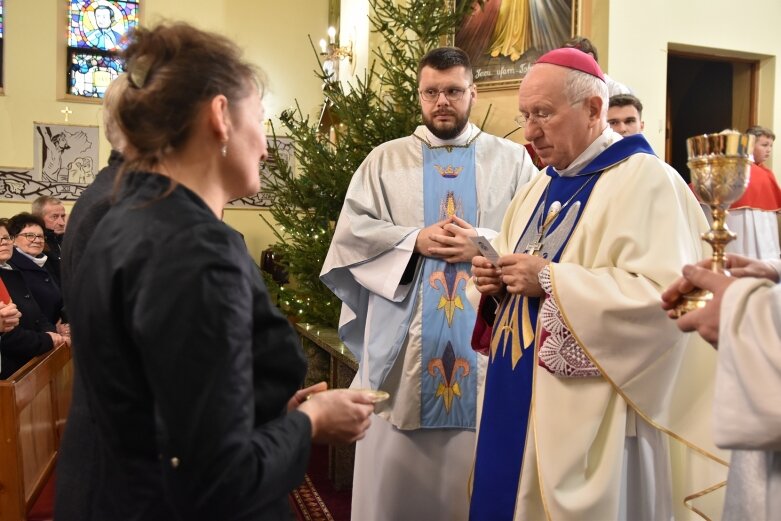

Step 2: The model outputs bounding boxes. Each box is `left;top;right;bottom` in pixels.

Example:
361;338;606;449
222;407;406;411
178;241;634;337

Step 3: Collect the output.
453;0;579;90
226;136;295;209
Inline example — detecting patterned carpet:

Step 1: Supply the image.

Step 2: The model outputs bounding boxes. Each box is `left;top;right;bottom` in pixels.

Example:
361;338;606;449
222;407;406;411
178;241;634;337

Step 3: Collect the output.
290;474;335;521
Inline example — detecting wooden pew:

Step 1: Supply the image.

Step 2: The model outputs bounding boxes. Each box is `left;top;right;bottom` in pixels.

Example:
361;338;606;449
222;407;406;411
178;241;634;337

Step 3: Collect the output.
0;343;72;521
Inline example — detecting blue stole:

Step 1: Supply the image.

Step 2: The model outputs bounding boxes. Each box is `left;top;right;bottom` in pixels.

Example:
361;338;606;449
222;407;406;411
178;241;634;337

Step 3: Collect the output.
420;144;479;429
469;134;655;520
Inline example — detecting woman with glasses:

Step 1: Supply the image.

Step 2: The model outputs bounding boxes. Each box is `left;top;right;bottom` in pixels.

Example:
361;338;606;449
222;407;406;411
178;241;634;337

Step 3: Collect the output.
0;218;67;379
7;212;66;327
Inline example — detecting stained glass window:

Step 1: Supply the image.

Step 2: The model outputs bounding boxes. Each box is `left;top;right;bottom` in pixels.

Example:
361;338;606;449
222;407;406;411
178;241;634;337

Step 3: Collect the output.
67;0;139;98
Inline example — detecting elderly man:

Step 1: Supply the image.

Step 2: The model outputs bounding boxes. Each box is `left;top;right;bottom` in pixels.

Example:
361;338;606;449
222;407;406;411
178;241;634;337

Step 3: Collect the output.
31;195;66;286
469;48;726;520
321;47;537;521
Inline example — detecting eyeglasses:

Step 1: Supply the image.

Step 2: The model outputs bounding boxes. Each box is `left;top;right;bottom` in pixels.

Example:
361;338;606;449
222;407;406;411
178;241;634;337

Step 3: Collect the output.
516;99;587;128
18;233;45;242
419;86;472;103
515;111;554;128
0;236;11;245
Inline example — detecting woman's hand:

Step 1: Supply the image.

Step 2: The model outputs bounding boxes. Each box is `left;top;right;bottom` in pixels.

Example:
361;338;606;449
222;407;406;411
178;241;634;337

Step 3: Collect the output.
0;302;21;333
287;381;328;412
297;389;375;445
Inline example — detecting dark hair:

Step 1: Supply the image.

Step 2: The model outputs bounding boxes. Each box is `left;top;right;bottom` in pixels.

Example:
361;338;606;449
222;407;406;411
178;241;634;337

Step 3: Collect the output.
562;36;599;63
95;4;115;22
117;22;262;173
8;213;46;237
746;125;775;141
417;47;473;83
609;94;643;118
0;218;9;233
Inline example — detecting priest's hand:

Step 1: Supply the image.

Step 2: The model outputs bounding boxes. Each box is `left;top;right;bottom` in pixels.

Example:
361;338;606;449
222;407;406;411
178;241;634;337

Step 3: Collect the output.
415;218;451;258
472;255;504;295
297;389;375;445
661;264;736;346
429;215;480;263
498;254;549;297
0;302;21;333
724;253;780;281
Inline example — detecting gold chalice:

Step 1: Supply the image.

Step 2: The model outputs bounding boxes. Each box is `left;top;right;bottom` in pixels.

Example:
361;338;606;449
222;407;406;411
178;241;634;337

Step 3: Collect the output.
674;131;754;316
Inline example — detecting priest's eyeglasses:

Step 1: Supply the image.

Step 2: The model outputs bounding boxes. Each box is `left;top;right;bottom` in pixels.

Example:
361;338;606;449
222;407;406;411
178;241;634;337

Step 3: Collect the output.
0;236;11;245
18;233;45;242
419;86;471;103
515;111;553;128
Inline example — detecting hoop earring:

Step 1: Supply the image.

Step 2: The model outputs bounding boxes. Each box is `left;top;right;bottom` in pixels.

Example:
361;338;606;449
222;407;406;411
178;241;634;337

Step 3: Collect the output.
221;141;228;158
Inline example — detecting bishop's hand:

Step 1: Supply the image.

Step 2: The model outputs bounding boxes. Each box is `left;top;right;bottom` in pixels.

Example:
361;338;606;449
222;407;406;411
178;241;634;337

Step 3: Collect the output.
498;253;549;297
472;255;504;296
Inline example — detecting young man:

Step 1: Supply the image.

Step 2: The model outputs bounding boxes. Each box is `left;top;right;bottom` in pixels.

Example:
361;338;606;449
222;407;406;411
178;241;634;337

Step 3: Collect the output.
721;125;781;259
608;93;644;136
321;47;537;521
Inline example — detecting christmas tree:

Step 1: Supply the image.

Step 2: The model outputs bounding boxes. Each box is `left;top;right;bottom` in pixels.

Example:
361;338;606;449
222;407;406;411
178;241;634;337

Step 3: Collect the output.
262;0;482;327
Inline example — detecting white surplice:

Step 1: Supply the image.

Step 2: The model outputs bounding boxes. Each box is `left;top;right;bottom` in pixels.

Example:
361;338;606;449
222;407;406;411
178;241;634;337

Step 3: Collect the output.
714;277;781;520
320;123;537;521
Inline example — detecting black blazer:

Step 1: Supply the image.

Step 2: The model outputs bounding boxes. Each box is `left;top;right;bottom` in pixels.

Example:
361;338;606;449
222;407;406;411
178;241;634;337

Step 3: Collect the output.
60;172;310;521
9;248;64;325
0;269;55;379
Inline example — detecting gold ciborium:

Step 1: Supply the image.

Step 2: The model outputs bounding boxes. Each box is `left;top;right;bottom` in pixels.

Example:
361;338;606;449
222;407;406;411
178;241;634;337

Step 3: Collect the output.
674;131;754;316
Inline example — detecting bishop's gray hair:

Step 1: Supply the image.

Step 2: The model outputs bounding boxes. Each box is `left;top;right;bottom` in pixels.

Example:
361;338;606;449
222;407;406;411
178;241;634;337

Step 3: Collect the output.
564;69;608;120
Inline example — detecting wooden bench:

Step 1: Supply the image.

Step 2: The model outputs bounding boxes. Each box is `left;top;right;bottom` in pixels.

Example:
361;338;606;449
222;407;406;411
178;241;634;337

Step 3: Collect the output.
295;323;357;491
0;343;72;521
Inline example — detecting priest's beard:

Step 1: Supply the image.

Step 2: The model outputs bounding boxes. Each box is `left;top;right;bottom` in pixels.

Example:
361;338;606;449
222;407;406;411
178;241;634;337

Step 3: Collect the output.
423;104;472;140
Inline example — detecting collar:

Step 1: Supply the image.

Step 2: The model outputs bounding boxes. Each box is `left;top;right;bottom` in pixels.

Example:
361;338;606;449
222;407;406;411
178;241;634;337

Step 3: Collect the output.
553;126;618;177
15;247;48;268
416;123;478;148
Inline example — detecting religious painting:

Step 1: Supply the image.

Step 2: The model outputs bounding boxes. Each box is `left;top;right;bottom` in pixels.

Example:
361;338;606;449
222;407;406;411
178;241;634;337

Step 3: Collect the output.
227;136;295;209
29;123;100;200
454;0;578;90
67;0;139;98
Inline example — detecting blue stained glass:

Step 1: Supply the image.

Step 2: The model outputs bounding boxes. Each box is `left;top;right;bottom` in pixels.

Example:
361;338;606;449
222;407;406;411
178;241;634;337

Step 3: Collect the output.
69;52;124;98
68;0;139;51
1;0;4;38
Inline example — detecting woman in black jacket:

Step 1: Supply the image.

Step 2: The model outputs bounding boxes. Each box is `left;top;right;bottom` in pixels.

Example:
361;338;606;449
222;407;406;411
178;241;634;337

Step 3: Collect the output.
56;22;374;521
0;218;67;379
7;212;66;326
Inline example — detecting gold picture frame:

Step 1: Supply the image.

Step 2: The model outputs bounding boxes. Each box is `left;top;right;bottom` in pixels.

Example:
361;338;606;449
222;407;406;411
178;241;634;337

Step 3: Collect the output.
453;0;581;91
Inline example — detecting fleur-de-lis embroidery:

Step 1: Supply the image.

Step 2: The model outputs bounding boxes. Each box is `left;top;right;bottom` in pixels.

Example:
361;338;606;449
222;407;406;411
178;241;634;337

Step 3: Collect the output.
428;341;471;412
429;263;470;326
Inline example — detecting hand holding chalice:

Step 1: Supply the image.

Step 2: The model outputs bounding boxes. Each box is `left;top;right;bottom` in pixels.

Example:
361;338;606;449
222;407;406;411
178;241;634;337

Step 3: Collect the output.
671;131;754;317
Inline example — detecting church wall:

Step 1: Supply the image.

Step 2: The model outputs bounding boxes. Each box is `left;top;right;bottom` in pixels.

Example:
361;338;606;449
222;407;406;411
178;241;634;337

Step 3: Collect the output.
605;0;780;169
0;0;329;264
